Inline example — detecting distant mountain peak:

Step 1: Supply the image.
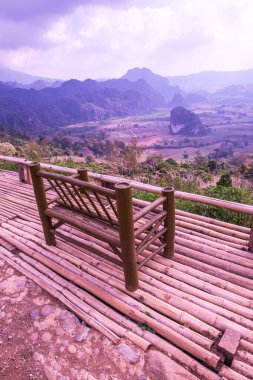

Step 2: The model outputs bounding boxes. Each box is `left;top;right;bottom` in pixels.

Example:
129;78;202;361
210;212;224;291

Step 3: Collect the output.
0;66;59;86
122;67;167;81
124;67;154;75
122;67;182;102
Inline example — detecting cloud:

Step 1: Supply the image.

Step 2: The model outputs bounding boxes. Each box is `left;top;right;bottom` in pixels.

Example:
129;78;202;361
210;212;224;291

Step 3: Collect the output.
0;0;132;22
0;1;81;49
1;0;253;79
0;0;133;50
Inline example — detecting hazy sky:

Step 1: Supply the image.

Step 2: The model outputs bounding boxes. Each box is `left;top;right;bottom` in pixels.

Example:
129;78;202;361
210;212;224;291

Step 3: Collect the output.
1;0;253;80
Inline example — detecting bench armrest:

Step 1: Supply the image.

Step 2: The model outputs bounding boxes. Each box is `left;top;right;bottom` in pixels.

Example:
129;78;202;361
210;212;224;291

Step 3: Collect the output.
133;196;166;222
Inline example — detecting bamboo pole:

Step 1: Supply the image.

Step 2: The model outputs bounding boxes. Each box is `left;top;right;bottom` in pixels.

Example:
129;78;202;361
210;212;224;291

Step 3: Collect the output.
176;225;246;250
175;242;253;278
172;253;253;290
176;208;250;234
249;217;253;252
28;162;56;245
176;213;250;241
176;234;253;267
240;339;253;353
175;229;253;260
115;182;139;292
237;350;253;366
219;365;249;380
176;220;249;246
162;187;175;258
232;359;253;379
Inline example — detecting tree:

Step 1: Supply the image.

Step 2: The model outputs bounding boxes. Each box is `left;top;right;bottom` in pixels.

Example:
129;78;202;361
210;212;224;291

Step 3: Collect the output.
0;142;16;156
166;158;178;166
86;155;94;163
217;173;232;187
105;140;121;162
177;184;252;227
24;141;43;161
122;139;144;177
207;159;216;172
183;151;189;159
146;155;164;172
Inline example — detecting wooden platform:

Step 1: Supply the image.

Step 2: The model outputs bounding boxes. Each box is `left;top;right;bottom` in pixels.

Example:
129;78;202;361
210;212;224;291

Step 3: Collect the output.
0;170;253;380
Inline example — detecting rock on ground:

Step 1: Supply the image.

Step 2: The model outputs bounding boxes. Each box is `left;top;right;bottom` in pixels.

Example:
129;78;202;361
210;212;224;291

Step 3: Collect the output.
116;344;140;364
146;350;199;380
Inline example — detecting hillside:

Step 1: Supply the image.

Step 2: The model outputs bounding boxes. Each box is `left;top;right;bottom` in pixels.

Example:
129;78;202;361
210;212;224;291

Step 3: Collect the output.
170;107;206;136
210;83;253;104
0;78;164;134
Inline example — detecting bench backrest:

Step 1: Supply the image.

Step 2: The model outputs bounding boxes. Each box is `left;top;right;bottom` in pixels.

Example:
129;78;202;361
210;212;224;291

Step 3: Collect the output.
39;170;119;226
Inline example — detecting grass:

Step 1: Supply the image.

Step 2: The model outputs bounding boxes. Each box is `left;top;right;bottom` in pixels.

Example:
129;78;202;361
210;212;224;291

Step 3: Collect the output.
0;161;18;172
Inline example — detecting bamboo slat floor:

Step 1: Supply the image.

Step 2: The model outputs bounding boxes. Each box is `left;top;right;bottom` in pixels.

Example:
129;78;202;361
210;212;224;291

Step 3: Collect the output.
0;169;253;379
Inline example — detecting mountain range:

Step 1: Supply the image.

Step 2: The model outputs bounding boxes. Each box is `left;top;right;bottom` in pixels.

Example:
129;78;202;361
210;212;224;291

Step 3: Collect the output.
167;68;253;92
3;66;253;93
0;77;167;134
1;66;253;135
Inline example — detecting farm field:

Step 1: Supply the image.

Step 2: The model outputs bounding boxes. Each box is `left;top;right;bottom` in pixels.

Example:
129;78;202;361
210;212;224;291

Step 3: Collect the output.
60;104;253;162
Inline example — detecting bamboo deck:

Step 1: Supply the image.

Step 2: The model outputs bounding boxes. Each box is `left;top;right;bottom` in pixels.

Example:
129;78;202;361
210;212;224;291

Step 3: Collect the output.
0;169;253;380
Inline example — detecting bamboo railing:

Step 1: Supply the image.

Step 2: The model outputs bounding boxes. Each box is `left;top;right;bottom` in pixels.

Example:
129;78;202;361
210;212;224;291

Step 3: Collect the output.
0;155;253;252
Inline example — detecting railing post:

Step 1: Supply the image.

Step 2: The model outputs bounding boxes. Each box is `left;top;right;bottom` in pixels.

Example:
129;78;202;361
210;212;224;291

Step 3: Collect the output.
101;180;115;190
249;217;253;253
26;164;32;184
115;182;139;292
17;163;32;184
17;164;26;183
29;162;56;245
78;168;88;194
78;168;88;182
162;187;175;258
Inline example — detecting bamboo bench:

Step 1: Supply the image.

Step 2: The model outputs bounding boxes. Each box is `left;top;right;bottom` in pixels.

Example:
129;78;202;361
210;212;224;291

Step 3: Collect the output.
29;162;175;291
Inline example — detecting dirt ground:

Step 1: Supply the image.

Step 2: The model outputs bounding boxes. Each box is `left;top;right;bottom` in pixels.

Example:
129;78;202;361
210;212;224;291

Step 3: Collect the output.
0;260;150;380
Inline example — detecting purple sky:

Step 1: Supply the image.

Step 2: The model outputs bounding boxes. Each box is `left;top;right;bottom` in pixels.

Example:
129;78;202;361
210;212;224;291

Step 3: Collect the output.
1;0;253;80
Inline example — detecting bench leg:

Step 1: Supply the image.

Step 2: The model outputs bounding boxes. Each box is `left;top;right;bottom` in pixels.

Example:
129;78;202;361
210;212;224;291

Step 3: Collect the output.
115;183;139;292
42;217;56;246
162;187;175;258
29;162;56;246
